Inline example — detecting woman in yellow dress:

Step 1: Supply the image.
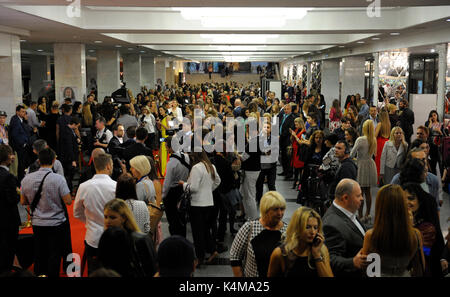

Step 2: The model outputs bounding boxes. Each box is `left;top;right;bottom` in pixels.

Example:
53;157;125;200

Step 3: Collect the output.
158;106;170;176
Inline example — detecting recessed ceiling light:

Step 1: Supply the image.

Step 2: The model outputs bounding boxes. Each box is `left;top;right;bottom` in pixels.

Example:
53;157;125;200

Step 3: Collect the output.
36;49;44;52
371;37;380;40
430;49;436;53
20;39;27;42
338;45;345;48
390;32;400;35
357;41;365;44
94;40;103;43
115;45;122;48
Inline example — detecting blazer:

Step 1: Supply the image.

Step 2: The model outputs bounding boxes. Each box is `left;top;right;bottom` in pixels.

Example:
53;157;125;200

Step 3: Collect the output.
123;142;153;165
280;113;295;142
8;115;29;151
380;141;407;174
322;204;367;277
0;167;21;228
107;136;125;159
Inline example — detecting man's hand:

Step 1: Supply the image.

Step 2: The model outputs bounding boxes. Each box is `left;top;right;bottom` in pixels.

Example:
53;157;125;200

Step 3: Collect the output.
353;250;368;270
72;161;77;168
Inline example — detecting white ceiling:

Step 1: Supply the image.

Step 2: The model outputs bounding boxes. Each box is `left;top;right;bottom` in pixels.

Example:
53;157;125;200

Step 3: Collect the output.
0;1;449;62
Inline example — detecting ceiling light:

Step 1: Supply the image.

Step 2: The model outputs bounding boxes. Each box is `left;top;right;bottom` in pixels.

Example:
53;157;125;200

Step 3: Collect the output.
430;49;436;53
174;7;309;28
371;37;380;40
89;49;95;52
115;45;122;48
20;39;27;42
36;49;43;52
357;41;365;44
338;45;345;48
390;32;400;35
201;34;278;44
94;40;103;43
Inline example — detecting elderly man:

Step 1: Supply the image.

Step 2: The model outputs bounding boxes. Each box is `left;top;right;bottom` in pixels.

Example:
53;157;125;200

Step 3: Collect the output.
323;179;368;277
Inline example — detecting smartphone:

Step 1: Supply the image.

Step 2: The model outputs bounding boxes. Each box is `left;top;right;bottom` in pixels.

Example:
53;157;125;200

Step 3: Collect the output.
160;138;165;143
312;234;320;246
301;134;307;140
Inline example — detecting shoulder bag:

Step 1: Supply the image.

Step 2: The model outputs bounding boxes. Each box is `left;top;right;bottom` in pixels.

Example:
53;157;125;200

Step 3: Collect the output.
30;171;52;216
142;179;164;237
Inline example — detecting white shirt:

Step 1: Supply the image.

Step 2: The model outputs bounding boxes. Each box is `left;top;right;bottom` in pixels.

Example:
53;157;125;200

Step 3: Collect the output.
73;174;117;248
169;107;183;124
183;162;221;207
333;201;366;236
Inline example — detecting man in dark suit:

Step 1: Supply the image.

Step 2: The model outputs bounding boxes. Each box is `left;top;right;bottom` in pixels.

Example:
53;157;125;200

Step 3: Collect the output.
323;178;368;277
123;127;153;167
59;116;80;192
8;105;30;182
398;99;414;145
278;103;296;179
0;144;21;274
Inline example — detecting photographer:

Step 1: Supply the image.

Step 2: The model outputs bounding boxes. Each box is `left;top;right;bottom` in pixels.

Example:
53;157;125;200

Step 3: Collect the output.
101;96;118;130
94;116;113;150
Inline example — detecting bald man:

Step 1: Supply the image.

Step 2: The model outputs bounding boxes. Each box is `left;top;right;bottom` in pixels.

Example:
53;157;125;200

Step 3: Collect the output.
322;179;368;277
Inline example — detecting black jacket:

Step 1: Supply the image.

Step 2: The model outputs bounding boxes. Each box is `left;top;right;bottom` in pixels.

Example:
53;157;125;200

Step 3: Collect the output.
0;167;20;228
107;136;125;159
399;108;414;138
280;113;295;144
123;142;153;165
329;158;358;198
323;204;366;277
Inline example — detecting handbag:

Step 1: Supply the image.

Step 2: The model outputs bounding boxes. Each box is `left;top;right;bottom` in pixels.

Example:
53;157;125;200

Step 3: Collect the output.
176;184;191;225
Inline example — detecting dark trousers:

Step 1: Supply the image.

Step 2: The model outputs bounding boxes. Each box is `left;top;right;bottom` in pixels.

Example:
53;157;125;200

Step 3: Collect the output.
32;221;69;277
163;186;187;238
84;241;100;276
213;192;235;242
189;206;216;260
145;133;156;151
256;165;277;205
280;140;292;176
62;160;75;192
429;149;443;177
0;226;19;273
16;147;28;182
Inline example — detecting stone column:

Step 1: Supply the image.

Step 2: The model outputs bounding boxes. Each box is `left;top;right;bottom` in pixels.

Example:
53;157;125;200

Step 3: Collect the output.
372;52;380;106
154;60;166;88
0;33;22;118
53;43;86;104
142;56;155;90
436;43;448;121
30;55;51;102
97;49;120;102
306;62;312;95
86;57;97;95
341;56;365;100
321;59;340;113
166;61;175;87
122;54;142;96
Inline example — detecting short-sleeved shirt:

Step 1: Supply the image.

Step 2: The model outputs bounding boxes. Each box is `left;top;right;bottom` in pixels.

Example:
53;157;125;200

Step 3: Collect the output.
21;168;70;227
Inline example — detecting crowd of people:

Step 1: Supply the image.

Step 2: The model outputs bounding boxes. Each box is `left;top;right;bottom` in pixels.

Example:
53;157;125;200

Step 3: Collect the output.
0;79;448;278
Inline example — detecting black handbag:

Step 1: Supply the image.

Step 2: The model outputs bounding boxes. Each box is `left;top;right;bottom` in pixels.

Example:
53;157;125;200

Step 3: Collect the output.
176;184;191;225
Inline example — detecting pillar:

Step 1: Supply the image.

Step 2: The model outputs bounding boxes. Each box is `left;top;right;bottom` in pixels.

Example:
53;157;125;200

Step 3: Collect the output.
97;49;120;102
372;52;380;106
54;43;86;104
86;57;97;95
321;59;340;113
166;61;175;87
306;62;312;95
0;33;22;118
122;54;142;96
155;60;166;88
30;55;50;102
142;56;155;90
341;56;365;100
436;43;448;121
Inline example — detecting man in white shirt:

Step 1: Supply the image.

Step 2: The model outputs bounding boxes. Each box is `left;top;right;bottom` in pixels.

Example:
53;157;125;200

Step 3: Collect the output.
73;151;116;274
322;179;369;277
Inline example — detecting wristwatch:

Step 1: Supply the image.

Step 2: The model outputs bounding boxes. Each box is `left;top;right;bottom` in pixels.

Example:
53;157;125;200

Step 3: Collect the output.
313;256;324;263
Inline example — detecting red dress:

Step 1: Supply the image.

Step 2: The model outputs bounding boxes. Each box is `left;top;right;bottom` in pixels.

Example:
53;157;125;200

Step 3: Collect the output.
375;136;389;177
291;128;306;169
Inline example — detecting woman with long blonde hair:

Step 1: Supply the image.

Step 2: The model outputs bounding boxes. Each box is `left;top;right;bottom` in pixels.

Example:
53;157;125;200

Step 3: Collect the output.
350;119;378;223
375;110;391;177
380;127;408;185
267;207;333;277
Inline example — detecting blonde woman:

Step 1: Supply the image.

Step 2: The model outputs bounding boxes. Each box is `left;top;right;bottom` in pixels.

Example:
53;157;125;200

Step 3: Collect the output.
350;119;377;223
267;207;333;277
380;127;408;185
375;110;391;177
230;191;288;277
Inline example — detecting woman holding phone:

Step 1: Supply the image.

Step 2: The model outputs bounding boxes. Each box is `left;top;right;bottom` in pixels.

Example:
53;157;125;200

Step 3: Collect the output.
267;207;333;277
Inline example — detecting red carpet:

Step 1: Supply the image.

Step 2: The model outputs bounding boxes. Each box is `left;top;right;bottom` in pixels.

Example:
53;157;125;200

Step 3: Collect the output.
19;203;87;277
